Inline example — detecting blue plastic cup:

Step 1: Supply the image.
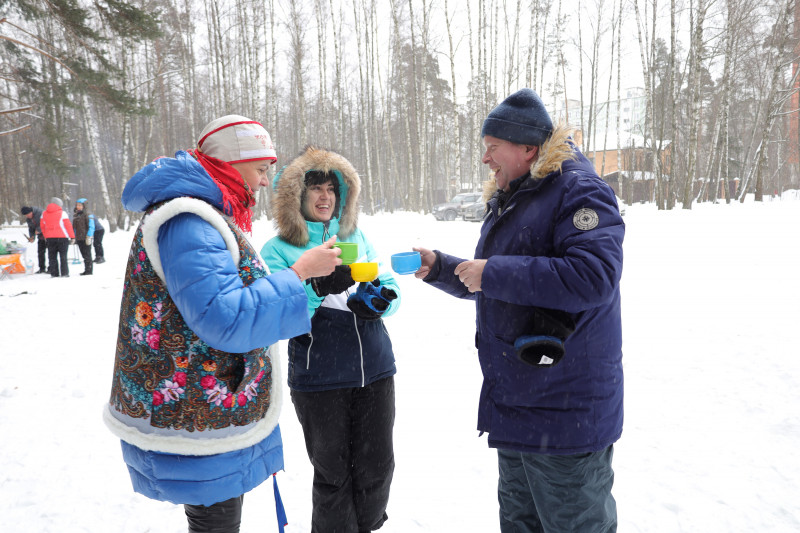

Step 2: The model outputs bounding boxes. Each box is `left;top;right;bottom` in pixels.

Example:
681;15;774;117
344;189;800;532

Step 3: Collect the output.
391;251;422;275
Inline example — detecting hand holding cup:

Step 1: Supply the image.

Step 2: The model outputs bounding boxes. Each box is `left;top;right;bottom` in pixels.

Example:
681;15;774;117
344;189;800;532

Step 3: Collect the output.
291;236;342;280
332;242;358;265
412;247;437;279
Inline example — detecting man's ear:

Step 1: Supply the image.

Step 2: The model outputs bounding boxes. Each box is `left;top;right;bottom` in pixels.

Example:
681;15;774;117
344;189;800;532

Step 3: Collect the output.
523;145;539;162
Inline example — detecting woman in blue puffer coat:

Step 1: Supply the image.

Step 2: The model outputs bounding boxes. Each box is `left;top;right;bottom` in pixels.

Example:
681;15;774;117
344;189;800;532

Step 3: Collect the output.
261;146;400;533
103;116;341;533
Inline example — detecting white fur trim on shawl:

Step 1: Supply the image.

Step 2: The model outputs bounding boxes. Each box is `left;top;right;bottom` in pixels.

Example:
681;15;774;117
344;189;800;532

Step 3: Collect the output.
103;345;283;456
141;197;240;283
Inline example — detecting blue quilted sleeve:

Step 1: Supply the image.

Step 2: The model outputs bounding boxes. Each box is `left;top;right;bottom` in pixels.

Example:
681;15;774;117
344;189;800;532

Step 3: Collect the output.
158;213;310;352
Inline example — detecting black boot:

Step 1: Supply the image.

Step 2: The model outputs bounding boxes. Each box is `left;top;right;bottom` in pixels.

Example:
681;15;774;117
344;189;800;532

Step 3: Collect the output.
80;271;92;276
94;257;105;264
185;495;244;533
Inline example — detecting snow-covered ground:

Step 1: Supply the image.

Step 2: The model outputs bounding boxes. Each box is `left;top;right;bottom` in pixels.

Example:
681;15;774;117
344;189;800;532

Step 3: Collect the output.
1;197;798;532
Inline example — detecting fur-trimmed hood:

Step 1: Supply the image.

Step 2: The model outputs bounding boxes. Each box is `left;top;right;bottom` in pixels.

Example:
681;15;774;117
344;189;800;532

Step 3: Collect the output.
481;123;578;201
272;146;361;247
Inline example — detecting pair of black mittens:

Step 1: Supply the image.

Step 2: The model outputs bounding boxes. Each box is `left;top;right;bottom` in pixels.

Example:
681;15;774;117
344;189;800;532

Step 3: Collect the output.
309;265;356;297
514;308;575;368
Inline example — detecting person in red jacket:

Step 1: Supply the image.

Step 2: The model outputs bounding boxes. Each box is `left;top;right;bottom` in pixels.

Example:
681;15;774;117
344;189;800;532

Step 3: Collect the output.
39;197;75;278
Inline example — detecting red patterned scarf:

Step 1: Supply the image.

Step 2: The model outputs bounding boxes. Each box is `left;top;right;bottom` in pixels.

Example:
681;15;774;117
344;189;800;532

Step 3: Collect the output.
188;149;255;233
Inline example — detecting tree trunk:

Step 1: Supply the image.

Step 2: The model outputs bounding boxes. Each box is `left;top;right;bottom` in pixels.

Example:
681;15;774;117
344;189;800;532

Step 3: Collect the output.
600;0;619;178
616;0;624;200
80;93;117;231
445;0;463;198
288;0;307;146
682;0;706;210
353;0;375;214
633;0;666;209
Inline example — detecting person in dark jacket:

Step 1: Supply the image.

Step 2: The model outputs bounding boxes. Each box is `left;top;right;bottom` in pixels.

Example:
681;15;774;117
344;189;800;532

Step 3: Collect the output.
261;146;401;533
72;197;105;267
20;205;48;273
414;88;625;533
92;214;105;263
72;198;94;275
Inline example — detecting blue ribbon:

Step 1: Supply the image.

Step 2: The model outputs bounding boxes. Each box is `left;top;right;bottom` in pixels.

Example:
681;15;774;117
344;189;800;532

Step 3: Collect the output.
273;474;287;533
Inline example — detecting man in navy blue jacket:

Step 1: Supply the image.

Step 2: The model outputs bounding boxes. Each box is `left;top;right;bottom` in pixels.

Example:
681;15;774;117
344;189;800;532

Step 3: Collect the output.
415;88;624;532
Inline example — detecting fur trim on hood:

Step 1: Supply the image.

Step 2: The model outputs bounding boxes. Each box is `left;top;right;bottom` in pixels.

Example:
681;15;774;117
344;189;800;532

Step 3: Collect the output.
482;123;577;201
272;146;361;247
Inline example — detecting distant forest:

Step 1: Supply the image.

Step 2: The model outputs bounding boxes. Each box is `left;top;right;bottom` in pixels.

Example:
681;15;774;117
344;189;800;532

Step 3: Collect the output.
1;0;798;230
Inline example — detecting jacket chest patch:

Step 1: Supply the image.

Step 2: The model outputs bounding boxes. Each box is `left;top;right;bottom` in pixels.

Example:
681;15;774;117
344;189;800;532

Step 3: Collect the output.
573;208;599;230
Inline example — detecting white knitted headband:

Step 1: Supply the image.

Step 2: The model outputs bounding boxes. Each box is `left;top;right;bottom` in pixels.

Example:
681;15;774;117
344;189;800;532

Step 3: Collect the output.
197;114;277;164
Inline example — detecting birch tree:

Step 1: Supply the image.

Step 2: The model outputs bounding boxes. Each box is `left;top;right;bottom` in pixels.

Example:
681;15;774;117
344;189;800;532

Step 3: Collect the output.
444;0;463;197
287;0;308;146
634;0;670;208
739;0;797;202
707;0;758;203
681;0;709;209
353;0;375;213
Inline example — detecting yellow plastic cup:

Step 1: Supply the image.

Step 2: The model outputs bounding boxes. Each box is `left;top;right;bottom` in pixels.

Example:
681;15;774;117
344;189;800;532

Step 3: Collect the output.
350;262;378;282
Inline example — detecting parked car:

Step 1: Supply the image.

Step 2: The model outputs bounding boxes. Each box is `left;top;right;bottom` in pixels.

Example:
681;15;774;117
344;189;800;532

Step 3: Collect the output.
432;192;481;221
462;199;487;222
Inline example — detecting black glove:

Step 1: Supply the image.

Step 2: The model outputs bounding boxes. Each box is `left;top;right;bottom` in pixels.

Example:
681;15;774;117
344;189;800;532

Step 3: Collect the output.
514;308;575;368
346;280;398;321
309;265;355;297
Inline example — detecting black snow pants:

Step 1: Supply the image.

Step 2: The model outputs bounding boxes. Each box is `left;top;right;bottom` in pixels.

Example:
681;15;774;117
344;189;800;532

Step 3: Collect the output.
46;238;69;277
291;376;395;533
93;227;105;260
77;239;92;274
36;235;48;271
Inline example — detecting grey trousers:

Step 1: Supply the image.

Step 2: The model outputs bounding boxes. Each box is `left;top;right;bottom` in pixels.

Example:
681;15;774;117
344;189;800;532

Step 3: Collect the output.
497;445;617;533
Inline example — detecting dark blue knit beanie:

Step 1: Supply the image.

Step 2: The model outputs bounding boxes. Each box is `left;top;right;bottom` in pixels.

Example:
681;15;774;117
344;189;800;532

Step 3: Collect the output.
481;88;553;146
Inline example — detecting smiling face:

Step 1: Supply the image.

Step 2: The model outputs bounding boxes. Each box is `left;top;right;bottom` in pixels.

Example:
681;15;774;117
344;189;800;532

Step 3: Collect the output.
303;178;337;222
230;159;273;192
481;135;538;191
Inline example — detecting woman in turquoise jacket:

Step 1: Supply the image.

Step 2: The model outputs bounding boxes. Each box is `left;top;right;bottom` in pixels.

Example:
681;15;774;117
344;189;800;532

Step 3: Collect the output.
261;146;400;533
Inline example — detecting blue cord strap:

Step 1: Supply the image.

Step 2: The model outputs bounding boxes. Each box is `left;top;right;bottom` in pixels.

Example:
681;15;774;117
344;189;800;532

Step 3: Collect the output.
273;473;288;532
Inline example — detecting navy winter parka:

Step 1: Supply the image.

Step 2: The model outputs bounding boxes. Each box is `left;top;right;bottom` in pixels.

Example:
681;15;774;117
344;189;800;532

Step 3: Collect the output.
426;125;625;455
